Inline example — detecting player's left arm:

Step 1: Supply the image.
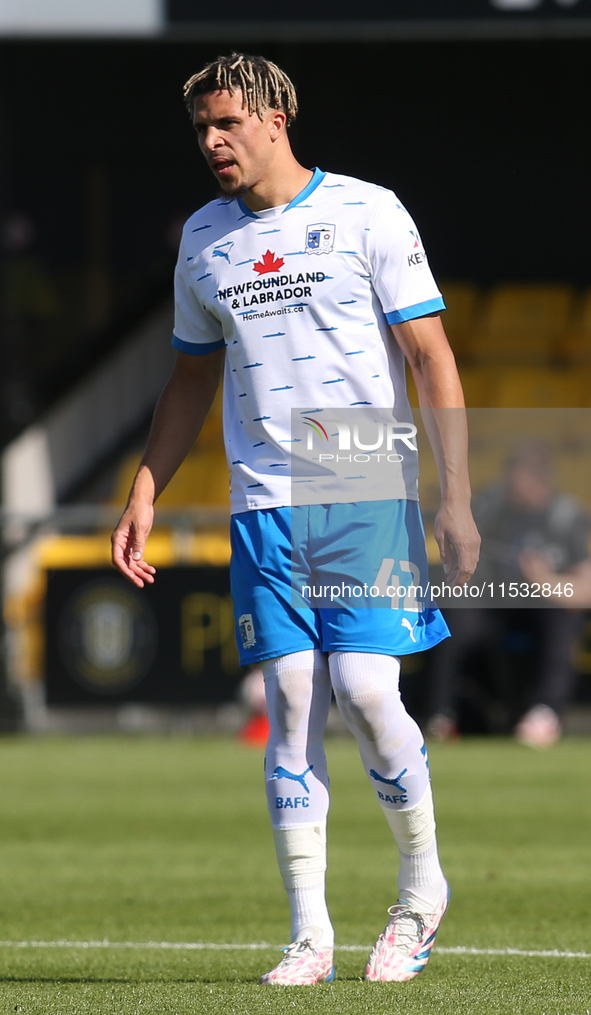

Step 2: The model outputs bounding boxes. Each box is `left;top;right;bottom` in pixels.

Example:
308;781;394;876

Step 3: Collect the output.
390;313;481;585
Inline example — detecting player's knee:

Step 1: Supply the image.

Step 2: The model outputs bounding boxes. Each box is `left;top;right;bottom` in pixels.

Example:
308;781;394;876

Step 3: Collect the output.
266;670;313;734
334;687;390;743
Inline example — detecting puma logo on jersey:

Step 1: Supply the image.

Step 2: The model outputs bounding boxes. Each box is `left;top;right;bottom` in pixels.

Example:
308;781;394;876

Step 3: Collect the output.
270;765;313;793
212;241;234;263
401;617;418;642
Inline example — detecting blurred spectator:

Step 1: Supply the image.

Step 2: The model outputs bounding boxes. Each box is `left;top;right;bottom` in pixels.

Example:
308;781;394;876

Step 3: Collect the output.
427;441;591;747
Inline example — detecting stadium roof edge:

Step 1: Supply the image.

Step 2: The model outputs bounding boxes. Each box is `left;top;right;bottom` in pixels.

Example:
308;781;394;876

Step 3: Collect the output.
2;18;591;42
161;18;591;43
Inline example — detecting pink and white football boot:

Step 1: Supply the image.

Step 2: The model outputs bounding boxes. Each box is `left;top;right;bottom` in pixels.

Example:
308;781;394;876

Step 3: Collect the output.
260;926;335;986
365;883;450;982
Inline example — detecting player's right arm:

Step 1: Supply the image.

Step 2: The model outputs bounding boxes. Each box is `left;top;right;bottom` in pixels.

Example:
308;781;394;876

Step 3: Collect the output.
111;347;225;587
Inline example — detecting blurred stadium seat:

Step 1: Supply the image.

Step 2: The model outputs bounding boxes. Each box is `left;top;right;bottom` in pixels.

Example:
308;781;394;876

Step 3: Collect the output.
407;284;588;408
576;368;591;408
406;363;495;409
465;284;575;364
112;446;229;509
439;282;481;358
111;385;229;508
557;288;591;364
491;366;586;408
456;365;502;408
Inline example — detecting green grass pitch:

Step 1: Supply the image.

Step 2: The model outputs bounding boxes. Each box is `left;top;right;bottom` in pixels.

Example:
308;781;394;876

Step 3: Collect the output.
0;733;589;1014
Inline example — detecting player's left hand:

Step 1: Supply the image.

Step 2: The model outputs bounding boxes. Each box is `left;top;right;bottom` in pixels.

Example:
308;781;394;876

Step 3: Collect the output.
434;499;481;586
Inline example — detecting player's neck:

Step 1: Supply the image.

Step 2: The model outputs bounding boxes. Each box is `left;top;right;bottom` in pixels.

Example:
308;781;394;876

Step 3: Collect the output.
241;157;313;213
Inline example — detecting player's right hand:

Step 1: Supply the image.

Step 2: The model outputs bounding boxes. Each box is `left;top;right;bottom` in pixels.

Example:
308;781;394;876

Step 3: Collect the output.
111;502;156;588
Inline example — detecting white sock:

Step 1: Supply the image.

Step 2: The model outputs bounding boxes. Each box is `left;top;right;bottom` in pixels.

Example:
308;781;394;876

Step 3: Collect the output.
263;653;334;950
383;785;446;913
398;840;446;913
328;652;446;913
271;824;334;948
286;882;334;948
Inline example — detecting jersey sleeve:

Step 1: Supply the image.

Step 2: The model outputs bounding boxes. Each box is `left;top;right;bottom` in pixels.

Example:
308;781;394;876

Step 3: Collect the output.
172;229;225;356
368;189;445;325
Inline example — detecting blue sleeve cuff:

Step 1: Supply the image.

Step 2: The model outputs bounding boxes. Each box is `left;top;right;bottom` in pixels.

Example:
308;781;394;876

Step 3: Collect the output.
172;335;225;355
385;296;446;325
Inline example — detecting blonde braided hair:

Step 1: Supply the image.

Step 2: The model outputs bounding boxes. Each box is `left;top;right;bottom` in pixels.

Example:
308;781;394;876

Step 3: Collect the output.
183;52;298;126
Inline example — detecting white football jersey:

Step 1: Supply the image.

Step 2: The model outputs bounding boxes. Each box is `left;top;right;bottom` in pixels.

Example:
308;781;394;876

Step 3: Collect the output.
173;169;445;514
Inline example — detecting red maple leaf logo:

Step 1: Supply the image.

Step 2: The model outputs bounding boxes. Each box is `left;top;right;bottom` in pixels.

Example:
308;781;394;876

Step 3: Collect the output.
253;250;285;275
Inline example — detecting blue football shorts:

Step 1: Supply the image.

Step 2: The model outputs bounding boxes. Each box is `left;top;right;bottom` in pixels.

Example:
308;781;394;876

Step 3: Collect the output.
230;500;450;665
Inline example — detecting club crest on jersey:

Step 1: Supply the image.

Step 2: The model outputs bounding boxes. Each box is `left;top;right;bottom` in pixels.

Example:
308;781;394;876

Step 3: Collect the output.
305;223;335;255
239;613;256;649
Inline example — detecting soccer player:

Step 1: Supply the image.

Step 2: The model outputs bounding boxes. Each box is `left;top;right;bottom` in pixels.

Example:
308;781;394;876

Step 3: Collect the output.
111;52;480;985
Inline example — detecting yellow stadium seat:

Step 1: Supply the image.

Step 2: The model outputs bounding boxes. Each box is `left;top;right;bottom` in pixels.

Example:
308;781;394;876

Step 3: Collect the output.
556;288;591;364
111;446;229;508
438;282;481;358
458;366;502;408
406;364;499;408
110;386;228;507
157;447;229;507
575;368;591;408
406;365;419;407
465;284;575;364
491;366;585;408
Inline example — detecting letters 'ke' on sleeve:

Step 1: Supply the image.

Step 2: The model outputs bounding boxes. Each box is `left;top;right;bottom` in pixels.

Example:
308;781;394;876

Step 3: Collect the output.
368;189;445;326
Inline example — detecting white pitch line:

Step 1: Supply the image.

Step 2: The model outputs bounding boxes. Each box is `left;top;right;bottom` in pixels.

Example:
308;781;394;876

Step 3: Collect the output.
0;941;589;959
436;947;591;960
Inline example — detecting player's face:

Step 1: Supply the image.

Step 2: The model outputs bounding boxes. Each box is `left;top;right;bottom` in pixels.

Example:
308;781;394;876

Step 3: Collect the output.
192;89;282;197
